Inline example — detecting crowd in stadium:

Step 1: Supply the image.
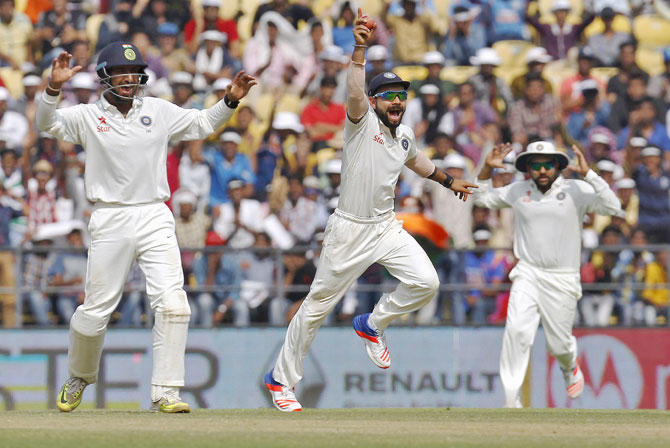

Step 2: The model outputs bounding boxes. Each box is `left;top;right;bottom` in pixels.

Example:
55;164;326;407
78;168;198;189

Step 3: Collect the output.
0;0;669;329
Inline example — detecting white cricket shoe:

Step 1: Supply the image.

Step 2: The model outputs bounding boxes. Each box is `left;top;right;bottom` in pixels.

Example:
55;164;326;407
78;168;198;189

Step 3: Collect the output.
352;313;390;369
564;360;585;399
264;370;302;412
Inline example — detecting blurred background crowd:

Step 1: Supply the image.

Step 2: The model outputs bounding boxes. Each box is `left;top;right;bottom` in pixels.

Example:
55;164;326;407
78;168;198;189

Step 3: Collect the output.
0;0;668;329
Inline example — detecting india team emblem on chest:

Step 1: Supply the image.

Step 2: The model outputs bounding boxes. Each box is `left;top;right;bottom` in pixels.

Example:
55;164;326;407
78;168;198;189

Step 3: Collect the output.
140;116;152;126
401;138;409;151
556;192;566;200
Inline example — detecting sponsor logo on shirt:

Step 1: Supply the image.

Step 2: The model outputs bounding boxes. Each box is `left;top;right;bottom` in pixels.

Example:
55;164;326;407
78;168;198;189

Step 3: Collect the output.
373;132;384;145
97;116;111;132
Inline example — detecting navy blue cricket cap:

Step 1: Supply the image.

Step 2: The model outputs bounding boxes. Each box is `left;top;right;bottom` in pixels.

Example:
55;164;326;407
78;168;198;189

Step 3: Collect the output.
96;42;148;74
367;72;410;96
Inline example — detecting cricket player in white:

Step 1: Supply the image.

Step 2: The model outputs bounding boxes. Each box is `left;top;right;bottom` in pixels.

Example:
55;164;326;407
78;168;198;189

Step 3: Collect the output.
37;44;256;413
263;9;478;412
475;142;621;408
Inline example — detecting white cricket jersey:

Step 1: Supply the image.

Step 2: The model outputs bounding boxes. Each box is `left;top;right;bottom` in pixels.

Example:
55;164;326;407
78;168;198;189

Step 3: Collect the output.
338;106;418;217
474;170;621;271
36;92;235;205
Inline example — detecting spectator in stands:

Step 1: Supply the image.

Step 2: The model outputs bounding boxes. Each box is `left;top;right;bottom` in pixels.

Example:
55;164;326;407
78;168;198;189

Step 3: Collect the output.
331;1;356;52
24;160;57;243
615;177;639;229
443;5;486;66
525;0;595;60
193;30;236;93
252;0;314;33
566;81;611;146
59;72;98;108
1;148;24;198
403;84;449;148
157;22;194;77
381;0;442;64
366;45;390;84
305;45;347;103
486;0;529;42
0;87;29;154
243;14;313;94
633;146;670;243
236;232;276;323
13;74;41;116
23;231;54;326
467;48;512;118
580;225;623;327
96;0;142;52
280;175;326;245
129;0;176;45
203;130;255;208
607;40;649;104
584;127;619;166
595;159;618;189
412;51;457;108
322;158;342;212
443;81;497;161
281;246;317;324
508;73;561;147
611;227;651;325
184;0;240;59
283;131;319;179
510;47;553;99
169;71;198;108
214;179;264;249
33;0;87;71
177;141;210;212
609;72;658;134
301;77;346;148
640;249;669;326
622;136;647;175
232;105;263;170
587;7;632;67
69;39;95;75
617;97;670;155
464;226;506;324
47;226;86;323
131;31;169;82
0;0;34;69
559;46;605;115
649;47;670;109
0;182;23;326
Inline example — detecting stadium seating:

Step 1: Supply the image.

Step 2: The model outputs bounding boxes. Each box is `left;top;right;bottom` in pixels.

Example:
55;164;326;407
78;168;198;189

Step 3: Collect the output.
440;65;478;84
492;40;535;69
590;67;620;84
85;14;105;53
636;46;665;76
583;15;632;39
393;65;428;83
633;14;670;47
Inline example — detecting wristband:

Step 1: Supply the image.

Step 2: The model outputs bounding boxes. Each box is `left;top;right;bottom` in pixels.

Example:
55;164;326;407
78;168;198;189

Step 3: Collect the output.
441;173;454;189
427;166;439;180
223;95;239;109
46;84;61;96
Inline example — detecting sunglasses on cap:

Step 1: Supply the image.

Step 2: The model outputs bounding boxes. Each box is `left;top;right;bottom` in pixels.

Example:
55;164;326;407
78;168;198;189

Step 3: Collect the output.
528;160;556;171
373;90;408;101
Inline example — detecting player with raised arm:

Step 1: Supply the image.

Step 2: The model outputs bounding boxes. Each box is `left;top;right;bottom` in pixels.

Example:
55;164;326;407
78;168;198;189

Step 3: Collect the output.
37;43;255;413
263;8;477;412
475;141;621;407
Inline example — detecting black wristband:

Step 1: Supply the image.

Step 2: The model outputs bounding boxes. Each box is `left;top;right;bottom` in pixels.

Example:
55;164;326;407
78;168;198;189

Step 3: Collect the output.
223;95;239;109
427;166;439;180
441;173;454;189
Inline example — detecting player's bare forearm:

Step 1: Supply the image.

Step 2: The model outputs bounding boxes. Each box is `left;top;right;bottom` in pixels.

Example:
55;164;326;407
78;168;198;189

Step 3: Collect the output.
347;9;374;121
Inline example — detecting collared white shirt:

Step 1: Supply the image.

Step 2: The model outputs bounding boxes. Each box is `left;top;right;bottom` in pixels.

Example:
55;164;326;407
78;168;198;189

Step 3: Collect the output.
339;106;418;217
474;170;621;271
0;110;28;151
36;92;235;205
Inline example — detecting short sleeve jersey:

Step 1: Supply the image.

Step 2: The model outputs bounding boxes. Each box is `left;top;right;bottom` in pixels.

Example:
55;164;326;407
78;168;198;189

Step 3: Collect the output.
338;106;418;217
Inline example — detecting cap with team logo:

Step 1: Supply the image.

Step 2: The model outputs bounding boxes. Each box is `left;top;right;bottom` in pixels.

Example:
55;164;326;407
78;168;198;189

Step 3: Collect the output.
514;141;570;172
367;72;410;96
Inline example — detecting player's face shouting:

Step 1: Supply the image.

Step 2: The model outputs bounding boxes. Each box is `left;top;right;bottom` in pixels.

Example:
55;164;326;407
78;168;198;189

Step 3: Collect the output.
528;155;559;189
109;66;142;100
371;84;407;129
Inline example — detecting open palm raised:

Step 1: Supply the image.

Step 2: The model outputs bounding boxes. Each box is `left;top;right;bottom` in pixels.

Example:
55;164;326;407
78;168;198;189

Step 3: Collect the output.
49;52;83;89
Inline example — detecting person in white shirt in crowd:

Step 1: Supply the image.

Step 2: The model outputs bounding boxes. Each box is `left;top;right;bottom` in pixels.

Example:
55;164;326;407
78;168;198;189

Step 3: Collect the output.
475;141;621;408
280;174;327;244
213;179;264;250
59;72;99;108
0;87;29;153
263;10;476;412
36;43;255;413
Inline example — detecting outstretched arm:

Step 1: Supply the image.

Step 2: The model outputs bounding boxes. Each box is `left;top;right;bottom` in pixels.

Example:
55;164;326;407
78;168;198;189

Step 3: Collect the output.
478;142;514;180
347;8;374;123
406;150;478;202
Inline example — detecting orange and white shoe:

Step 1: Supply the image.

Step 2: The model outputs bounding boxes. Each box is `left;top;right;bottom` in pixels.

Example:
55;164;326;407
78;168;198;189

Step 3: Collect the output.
353;313;390;369
264;370;302;412
564;360;584;399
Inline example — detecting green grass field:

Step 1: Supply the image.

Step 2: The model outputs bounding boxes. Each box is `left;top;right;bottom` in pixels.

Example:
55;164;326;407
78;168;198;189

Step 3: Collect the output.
1;408;669;448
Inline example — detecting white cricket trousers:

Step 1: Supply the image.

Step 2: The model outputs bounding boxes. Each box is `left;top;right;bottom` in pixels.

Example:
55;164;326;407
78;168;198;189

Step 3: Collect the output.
68;201;190;388
273;209;439;388
500;261;581;407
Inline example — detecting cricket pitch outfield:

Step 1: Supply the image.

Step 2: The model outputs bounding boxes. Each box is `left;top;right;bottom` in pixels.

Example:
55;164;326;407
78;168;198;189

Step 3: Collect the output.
1;408;669;447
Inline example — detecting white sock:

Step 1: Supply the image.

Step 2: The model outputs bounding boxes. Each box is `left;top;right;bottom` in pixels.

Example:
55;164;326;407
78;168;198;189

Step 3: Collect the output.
151;385;179;402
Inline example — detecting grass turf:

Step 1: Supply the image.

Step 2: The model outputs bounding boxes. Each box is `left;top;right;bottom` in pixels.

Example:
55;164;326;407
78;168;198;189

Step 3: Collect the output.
1;408;669;448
